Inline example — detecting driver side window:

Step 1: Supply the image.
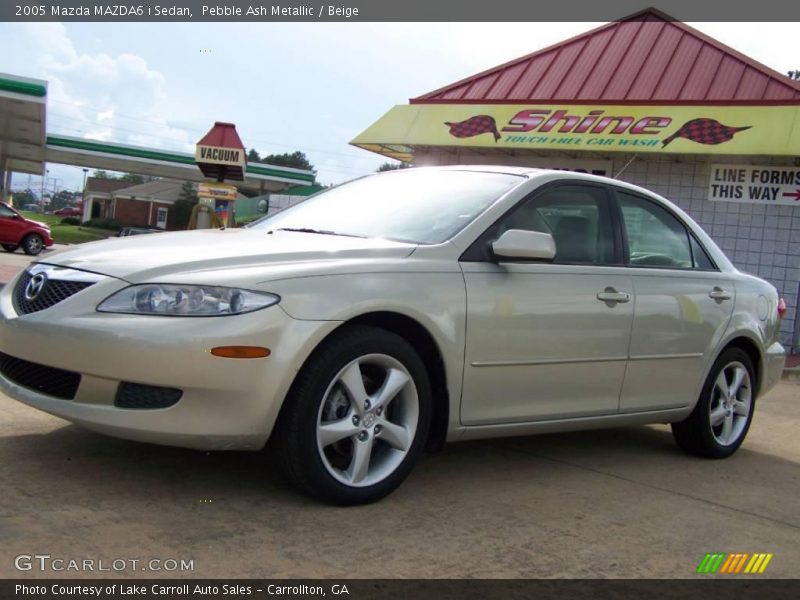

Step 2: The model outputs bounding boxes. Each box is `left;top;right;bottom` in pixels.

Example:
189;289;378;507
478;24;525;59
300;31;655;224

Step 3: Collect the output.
498;185;615;265
617;192;693;269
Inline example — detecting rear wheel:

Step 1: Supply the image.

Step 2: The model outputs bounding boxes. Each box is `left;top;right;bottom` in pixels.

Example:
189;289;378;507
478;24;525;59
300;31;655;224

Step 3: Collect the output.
1;244;17;253
671;347;755;458
21;234;44;256
277;325;431;505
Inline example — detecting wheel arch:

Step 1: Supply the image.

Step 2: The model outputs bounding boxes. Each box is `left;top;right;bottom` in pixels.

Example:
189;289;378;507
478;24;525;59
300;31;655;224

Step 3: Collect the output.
276;310;451;453
344;312;450;452
722;336;763;396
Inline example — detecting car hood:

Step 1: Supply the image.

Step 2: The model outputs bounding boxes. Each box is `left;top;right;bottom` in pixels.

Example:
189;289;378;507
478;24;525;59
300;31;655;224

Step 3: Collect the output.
41;228;417;281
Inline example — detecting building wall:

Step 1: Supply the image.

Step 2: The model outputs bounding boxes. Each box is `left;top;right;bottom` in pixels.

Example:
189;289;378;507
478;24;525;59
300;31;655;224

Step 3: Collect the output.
415;149;799;353
112;199;172;228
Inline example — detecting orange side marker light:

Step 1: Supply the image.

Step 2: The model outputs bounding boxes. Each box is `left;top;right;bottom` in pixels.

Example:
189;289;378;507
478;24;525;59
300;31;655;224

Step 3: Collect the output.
211;346;271;359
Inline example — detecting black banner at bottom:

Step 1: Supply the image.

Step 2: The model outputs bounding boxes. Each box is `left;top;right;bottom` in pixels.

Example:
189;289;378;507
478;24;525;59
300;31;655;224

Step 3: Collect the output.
2;579;800;600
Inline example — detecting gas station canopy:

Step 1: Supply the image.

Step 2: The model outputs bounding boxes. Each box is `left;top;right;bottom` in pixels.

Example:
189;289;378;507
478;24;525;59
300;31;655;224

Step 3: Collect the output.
0;72;314;193
0;73;47;176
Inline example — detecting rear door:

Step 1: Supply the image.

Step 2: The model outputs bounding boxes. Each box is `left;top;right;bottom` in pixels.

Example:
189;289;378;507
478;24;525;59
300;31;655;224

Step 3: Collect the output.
460;182;634;425
613;189;735;412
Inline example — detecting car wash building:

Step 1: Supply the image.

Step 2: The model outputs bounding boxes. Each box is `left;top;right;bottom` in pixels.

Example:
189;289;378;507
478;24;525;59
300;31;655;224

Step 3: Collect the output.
352;9;800;354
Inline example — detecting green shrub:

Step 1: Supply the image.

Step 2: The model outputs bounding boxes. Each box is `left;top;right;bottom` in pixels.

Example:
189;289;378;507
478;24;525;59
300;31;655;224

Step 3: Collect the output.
60;217;81;226
83;218;122;231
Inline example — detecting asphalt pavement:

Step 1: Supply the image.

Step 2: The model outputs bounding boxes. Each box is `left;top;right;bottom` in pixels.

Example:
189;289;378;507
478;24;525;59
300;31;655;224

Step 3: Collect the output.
0;381;798;578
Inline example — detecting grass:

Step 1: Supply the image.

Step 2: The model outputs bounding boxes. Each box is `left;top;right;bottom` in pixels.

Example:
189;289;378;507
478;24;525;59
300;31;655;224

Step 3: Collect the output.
20;211;110;245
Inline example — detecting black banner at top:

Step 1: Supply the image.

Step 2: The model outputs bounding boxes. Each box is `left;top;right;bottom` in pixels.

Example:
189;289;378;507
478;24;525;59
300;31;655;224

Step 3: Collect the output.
3;0;800;22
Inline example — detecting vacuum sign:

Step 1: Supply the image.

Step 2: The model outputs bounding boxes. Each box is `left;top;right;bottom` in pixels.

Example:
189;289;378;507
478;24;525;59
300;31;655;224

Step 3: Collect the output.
708;164;800;206
195;145;245;167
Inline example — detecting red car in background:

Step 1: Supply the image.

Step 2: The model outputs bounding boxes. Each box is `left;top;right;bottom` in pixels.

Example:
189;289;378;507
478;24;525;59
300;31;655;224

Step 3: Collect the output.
53;207;82;217
0;202;54;255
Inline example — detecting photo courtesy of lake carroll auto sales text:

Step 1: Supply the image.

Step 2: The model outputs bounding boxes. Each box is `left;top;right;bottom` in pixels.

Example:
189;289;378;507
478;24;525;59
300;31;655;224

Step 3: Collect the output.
0;1;799;597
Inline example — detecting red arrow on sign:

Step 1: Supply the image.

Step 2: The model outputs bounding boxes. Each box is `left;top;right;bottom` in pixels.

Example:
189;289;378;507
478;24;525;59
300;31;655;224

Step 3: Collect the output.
782;189;800;201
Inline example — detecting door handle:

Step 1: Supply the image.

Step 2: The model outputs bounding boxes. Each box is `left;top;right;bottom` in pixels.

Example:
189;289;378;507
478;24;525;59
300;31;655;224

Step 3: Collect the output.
597;288;630;304
709;287;732;301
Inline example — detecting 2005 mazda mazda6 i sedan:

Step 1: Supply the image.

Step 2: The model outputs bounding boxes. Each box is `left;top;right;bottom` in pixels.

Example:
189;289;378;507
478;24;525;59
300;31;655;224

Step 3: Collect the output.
0;167;787;504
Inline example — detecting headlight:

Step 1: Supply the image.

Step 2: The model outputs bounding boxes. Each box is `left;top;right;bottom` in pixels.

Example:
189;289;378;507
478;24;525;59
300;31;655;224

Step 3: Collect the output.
97;285;280;316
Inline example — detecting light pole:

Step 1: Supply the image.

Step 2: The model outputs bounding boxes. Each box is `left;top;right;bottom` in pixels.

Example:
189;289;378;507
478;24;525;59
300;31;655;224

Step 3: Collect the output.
40;168;48;213
81;168;89;217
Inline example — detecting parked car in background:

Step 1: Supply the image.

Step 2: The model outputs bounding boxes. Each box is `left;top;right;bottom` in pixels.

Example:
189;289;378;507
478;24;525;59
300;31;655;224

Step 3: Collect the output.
0;168;787;505
53;207;82;217
118;226;163;237
0;201;54;255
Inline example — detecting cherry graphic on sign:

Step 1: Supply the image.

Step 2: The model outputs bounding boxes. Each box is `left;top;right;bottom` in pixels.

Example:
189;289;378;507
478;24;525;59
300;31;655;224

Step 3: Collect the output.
444;115;502;141
662;118;751;147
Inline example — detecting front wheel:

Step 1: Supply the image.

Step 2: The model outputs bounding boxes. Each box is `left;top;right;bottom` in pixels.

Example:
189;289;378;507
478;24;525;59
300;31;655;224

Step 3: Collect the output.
671;347;756;458
21;234;44;256
277;325;431;505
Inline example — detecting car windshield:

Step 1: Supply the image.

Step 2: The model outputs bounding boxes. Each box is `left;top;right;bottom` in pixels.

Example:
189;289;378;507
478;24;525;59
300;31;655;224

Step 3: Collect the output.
248;169;524;244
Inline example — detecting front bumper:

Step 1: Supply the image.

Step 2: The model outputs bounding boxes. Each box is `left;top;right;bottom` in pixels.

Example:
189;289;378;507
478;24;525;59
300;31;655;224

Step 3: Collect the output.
0;272;335;450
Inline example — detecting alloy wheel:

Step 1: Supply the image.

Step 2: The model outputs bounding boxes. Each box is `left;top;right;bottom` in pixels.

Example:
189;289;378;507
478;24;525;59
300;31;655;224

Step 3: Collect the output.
316;353;419;488
708;360;751;446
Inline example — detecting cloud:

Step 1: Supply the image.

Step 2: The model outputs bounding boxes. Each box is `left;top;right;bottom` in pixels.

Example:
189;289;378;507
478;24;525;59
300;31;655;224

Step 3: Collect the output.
22;22;193;154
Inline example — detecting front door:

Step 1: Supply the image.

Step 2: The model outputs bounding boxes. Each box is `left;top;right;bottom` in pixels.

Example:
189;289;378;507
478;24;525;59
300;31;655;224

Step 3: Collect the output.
460;183;633;425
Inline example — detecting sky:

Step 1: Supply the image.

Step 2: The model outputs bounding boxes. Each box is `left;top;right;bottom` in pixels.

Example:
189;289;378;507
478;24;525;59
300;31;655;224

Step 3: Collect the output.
0;20;798;193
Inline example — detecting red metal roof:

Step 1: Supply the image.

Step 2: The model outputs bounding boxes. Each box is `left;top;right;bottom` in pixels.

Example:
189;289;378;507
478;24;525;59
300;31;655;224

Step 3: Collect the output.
197;122;245;149
413;9;800;104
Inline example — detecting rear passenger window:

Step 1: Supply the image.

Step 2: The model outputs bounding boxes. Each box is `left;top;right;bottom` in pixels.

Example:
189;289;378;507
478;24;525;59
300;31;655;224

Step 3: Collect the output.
618;192;693;269
498;185;615;265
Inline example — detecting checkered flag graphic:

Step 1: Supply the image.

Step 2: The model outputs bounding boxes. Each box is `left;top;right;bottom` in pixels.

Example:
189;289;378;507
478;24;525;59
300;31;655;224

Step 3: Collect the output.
444;115;502;142
662;118;751;147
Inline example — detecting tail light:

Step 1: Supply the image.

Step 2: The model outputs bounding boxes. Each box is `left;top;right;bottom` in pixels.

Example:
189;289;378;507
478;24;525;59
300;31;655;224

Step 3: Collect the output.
777;297;787;319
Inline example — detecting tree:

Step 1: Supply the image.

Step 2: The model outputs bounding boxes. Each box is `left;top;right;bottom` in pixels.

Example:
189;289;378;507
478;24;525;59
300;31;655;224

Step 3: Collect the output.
91;171;154;184
261;151;316;176
50;190;80;210
120;173;155;184
169;181;198;230
247;148;261;162
377;162;411;172
10;189;37;207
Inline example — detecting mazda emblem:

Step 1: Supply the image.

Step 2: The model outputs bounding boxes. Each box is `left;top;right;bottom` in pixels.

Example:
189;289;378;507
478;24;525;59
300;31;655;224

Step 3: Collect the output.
24;273;47;301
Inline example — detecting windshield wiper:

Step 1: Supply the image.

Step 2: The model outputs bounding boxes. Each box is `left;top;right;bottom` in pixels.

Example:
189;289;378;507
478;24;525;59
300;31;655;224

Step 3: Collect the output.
272;227;367;238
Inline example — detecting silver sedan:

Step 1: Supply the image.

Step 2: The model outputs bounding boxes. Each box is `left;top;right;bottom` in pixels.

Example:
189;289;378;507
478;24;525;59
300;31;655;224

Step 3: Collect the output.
0;167;786;504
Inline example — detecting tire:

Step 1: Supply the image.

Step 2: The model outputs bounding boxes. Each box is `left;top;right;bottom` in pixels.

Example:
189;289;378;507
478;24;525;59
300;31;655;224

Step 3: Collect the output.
21;234;44;256
671;347;756;458
276;325;432;505
1;244;17;253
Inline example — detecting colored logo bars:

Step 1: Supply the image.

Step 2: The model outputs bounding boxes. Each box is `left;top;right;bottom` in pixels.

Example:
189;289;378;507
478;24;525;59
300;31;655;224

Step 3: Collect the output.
697;553;773;574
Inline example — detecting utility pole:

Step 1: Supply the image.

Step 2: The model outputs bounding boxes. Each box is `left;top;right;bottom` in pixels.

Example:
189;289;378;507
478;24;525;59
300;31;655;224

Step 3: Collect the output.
82;168;89;219
40;168;48;213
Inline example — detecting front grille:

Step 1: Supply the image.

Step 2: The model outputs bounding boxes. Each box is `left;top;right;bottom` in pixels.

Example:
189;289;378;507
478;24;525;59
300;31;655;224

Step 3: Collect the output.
115;382;183;409
0;352;81;400
13;270;95;315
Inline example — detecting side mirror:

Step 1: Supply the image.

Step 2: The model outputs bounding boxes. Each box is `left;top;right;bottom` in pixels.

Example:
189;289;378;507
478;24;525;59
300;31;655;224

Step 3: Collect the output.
491;229;556;262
